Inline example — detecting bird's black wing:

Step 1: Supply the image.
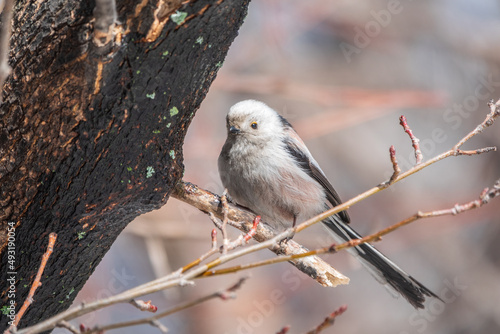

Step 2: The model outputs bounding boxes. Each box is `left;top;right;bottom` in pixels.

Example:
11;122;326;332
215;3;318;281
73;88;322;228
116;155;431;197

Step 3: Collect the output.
282;123;350;224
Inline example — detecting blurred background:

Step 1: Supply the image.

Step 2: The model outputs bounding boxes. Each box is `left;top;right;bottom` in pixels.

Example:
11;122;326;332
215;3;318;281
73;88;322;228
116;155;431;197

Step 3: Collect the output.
65;1;500;333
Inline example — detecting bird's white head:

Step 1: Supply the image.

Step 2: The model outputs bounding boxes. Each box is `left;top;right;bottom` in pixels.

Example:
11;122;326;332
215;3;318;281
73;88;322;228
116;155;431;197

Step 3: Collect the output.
225;100;287;144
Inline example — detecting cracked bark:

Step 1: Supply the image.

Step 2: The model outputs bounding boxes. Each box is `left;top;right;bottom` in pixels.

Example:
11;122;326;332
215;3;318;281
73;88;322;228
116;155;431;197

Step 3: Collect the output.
0;0;249;329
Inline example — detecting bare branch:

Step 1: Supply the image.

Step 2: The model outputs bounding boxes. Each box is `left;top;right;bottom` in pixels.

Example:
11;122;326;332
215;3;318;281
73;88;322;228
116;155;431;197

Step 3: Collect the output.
172;182;350;288
55;321;79;334
200;243;336;278
295;99;499;233
5;233;57;334
453;98;500;151
381;145;401;187
305;305;348;334
150;320;168;333
220;190;230;253
400;115;423;164
209;213;260;250
201;177;499;276
129;300;158;313
15;99;500;334
243;215;260;242
334;178;500;253
14;221;343;334
181;226;218;272
225;215;261;251
83;277;249;334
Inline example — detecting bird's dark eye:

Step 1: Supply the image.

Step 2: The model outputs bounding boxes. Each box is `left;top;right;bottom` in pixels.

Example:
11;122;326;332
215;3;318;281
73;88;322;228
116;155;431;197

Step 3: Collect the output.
251;122;258;129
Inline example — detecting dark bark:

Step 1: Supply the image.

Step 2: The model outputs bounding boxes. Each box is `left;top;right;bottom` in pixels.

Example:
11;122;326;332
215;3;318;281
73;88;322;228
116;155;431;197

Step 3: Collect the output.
0;0;249;329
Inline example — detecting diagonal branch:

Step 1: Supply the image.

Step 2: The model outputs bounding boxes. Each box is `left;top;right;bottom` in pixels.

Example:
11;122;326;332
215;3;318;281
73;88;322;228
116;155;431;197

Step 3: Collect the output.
305;305;348;334
14;99;499;334
82;277;248;334
172;182;349;288
295;99;499;233
5;233;57;334
196;178;500;277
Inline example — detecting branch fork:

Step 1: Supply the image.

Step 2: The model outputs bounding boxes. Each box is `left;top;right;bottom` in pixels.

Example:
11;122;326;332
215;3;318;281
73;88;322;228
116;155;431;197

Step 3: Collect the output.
12;99;500;334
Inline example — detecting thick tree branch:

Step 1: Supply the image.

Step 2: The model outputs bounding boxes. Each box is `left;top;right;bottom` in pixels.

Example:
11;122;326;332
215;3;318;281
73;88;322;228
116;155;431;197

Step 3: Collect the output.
172;182;350;288
1;0;251;329
195;176;499;277
174;99;500;280
14;98;499;334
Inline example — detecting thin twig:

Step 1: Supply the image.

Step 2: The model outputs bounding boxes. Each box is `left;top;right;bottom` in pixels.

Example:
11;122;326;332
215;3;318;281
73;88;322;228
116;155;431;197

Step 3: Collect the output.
384;145;400;186
129;299;158;313
15;100;500;334
137;229;295;296
181;226;219;272
55;321;79;334
243;215;260;242
220;190;230;253
295;100;499;233
453;98;500;151
173;182;350;288
150;320;168;333
276;326;291;334
333;178;500;253
305;305;347;334
200;179;500;277
5;233;57;334
14;228;302;334
200;243;336;277
82;277;248;334
209;211;222;229
400;115;423;164
226;215;261;250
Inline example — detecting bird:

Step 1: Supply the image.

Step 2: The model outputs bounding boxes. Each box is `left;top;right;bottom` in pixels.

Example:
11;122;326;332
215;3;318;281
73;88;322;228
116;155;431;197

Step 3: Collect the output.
218;99;439;309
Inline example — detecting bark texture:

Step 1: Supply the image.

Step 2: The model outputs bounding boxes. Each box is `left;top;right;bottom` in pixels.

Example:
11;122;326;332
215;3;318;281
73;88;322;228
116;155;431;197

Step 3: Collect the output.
0;0;249;329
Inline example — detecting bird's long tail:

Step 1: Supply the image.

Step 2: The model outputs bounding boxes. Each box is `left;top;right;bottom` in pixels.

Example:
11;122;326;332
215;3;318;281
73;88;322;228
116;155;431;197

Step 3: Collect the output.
324;215;439;309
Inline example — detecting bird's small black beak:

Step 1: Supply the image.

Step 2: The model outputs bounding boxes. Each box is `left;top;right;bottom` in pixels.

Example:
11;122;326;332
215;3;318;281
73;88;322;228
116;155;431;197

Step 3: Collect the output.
229;125;241;134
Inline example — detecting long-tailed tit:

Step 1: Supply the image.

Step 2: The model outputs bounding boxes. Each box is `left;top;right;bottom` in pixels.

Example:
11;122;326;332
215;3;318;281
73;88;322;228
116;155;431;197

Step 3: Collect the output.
218;99;438;309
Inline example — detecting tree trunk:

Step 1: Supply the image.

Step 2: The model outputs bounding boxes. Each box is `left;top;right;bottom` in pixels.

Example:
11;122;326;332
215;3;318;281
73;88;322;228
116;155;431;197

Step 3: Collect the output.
0;0;249;329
